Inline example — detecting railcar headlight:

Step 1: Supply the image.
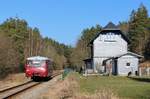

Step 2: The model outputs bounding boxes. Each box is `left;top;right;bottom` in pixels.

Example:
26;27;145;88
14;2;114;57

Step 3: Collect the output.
39;67;46;71
26;69;30;72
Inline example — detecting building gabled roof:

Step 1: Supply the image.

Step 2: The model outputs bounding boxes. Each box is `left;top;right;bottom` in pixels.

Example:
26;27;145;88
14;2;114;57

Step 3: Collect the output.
89;22;130;46
103;22;120;30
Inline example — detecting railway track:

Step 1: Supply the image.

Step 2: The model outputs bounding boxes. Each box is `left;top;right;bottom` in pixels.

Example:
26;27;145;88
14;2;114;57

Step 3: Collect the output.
0;72;62;99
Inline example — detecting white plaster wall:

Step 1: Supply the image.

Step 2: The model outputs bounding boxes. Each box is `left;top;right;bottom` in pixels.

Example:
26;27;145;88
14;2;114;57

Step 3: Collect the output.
117;55;139;76
93;34;127;57
93;57;107;73
93;33;128;72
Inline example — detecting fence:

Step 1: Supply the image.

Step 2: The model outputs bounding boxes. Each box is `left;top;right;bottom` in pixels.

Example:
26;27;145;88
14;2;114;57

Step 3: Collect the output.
139;67;150;77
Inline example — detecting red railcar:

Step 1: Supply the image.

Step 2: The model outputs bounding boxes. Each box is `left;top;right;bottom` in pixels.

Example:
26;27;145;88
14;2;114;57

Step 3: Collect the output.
25;56;53;79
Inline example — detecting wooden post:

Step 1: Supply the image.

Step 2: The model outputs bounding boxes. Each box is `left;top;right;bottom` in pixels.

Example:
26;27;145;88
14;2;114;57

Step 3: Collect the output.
147;67;149;76
139;67;142;77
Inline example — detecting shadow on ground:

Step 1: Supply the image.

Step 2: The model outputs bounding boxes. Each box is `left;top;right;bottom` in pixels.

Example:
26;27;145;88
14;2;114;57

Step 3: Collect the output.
32;77;52;82
128;76;150;83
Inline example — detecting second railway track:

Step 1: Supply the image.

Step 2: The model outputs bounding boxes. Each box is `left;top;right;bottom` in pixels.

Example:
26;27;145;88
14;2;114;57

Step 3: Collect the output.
0;81;41;99
0;72;62;99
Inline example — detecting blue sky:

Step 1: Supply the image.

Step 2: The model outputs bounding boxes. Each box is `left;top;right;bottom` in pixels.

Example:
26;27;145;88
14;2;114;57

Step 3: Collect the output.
0;0;150;45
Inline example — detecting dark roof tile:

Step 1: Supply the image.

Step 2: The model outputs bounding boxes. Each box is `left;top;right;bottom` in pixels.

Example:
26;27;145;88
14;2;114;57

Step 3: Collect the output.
103;22;120;30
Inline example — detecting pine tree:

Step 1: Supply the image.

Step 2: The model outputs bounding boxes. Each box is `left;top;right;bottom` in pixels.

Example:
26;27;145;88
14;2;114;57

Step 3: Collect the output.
144;18;150;60
70;25;102;70
128;4;150;55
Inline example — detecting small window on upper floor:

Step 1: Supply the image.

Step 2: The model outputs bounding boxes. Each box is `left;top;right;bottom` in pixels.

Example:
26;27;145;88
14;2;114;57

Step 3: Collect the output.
104;33;116;42
126;62;130;66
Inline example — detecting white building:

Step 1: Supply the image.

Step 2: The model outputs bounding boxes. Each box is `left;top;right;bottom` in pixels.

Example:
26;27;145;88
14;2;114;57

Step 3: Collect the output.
84;22;142;76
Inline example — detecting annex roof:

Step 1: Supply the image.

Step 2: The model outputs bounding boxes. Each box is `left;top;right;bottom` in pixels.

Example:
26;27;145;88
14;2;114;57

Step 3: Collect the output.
115;51;143;59
104;51;143;62
83;58;92;62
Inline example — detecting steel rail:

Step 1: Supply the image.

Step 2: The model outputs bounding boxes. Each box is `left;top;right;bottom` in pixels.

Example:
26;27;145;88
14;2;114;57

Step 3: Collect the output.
0;72;62;99
0;81;33;93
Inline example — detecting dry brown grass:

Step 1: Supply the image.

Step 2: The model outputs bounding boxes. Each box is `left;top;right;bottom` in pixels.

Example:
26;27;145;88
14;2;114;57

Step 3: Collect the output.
72;90;118;99
41;73;119;99
3;73;28;82
41;73;79;99
0;73;30;90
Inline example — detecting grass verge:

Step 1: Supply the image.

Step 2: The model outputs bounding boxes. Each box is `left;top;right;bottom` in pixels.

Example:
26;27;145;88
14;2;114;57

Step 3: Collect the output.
41;73;150;99
79;75;150;99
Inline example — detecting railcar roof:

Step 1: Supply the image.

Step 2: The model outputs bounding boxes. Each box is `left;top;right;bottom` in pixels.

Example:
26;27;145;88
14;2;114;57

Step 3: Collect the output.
27;56;49;60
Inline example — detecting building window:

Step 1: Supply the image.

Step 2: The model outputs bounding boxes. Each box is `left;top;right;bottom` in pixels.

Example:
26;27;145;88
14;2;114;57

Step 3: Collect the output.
104;32;116;42
126;63;130;66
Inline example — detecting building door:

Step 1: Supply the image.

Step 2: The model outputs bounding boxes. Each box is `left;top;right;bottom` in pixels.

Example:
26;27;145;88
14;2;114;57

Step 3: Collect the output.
114;59;118;75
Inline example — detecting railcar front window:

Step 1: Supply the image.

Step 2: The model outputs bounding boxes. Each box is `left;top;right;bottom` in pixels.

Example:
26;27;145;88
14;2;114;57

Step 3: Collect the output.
28;60;45;67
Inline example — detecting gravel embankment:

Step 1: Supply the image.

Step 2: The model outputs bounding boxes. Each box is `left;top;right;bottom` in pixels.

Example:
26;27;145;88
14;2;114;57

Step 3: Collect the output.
12;75;62;99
